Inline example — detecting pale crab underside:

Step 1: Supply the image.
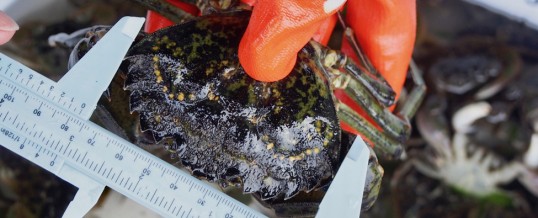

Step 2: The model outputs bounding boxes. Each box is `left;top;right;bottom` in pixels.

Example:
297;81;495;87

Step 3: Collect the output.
415;97;538;198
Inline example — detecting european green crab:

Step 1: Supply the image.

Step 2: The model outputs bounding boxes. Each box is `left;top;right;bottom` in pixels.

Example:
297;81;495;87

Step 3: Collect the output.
411;38;538;206
52;2;425;216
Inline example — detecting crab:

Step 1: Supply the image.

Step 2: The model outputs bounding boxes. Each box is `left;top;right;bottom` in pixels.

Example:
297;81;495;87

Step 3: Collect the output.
414;97;538;199
424;37;521;101
51;3;425;216
411;38;538;203
122;10;415;211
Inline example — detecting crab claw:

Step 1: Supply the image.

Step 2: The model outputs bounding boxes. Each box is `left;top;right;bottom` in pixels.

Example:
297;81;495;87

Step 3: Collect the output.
452;101;492;134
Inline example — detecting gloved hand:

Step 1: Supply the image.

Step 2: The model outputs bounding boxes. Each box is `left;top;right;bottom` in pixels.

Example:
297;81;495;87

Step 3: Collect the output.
0;11;18;45
238;0;345;82
239;0;416;98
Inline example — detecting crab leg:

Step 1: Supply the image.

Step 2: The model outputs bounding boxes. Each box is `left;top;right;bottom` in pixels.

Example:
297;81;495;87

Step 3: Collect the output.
341;56;396;107
336;102;404;159
328;15;426;156
337;11;412;108
415;95;452;160
327;54;411;142
338;12;389;96
397;60;426;119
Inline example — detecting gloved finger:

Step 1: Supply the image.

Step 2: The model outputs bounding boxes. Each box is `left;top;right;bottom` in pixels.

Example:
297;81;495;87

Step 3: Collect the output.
344;0;416;99
242;0;339;47
312;13;338;46
239;0;345;82
144;0;199;33
0;11;18;45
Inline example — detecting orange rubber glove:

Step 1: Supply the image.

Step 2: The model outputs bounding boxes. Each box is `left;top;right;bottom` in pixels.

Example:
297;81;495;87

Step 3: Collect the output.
239;0;416;96
337;0;416;134
144;0;200;33
342;0;416;100
238;0;345;82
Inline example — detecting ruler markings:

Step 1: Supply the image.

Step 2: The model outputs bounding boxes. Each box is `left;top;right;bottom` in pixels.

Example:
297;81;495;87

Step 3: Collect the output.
133;179;140;191
81;152;87;163
11;114;18;125
177;206;182;216
98;161;104;174
124;177;131;188
63;141;70;155
186;208;192;218
115;170;123;183
169;198;175;211
150;189;157;202
2;111;8;122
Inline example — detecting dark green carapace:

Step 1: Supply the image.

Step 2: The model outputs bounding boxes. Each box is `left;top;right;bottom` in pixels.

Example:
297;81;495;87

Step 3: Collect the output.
124;12;342;200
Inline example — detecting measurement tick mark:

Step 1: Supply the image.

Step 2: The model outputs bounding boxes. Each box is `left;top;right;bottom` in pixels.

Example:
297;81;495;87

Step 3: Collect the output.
11;114;18;125
176;206;182;216
124;177;130;188
115;170;123;183
168;199;175;211
150;189;157;202
98;162;104;174
2;111;9;122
